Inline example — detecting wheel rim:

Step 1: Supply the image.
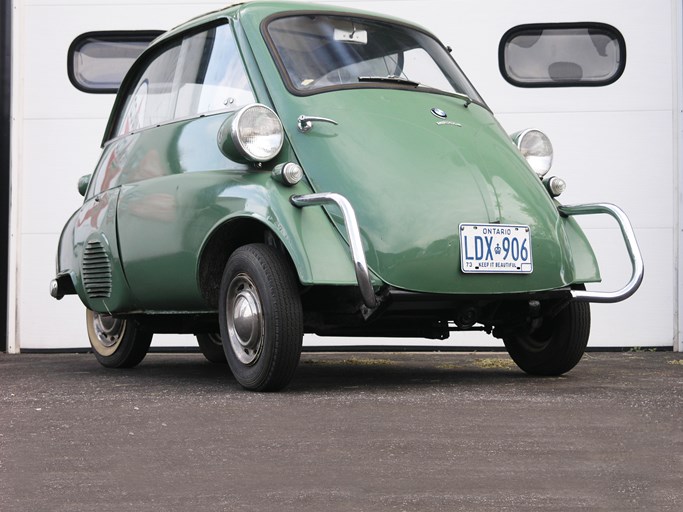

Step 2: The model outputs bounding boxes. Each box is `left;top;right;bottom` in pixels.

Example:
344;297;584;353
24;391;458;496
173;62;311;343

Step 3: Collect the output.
226;273;264;365
510;308;570;354
516;328;552;352
90;312;126;355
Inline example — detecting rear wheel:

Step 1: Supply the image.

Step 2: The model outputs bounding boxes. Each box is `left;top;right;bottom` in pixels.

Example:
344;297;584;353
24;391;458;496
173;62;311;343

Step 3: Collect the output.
196;333;227;363
503;300;590;376
86;309;153;368
219;244;303;391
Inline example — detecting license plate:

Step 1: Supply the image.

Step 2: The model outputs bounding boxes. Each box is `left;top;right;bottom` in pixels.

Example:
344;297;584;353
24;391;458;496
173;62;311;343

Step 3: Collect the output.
460;223;533;274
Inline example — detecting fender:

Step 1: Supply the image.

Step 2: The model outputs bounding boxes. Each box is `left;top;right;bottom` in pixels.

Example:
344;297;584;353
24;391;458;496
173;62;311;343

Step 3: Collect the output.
54;188;137;313
198;177;361;289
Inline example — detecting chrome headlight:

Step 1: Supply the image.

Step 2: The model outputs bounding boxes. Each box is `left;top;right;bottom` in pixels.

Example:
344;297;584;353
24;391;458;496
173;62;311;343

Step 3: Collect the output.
512;128;553;177
218;104;284;162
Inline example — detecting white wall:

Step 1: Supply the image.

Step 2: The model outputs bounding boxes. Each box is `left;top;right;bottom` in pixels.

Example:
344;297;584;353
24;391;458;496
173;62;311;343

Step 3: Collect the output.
10;1;230;351
9;0;679;350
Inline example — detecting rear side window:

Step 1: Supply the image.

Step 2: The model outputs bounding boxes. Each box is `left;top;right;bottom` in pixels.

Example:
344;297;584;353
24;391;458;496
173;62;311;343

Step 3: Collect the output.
68;31;163;93
499;23;626;87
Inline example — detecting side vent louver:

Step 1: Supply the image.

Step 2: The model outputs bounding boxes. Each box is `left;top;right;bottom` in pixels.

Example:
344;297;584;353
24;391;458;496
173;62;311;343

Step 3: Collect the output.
82;240;113;299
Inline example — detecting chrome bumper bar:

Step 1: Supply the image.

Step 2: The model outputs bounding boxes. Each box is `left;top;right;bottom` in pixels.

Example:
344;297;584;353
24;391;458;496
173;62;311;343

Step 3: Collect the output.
290;193;378;308
558;203;644;303
290;195;643;308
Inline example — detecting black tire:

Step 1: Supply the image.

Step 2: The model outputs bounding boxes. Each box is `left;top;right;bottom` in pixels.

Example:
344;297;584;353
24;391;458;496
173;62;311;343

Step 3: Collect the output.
86;309;153;368
503;300;591;376
219;244;303;391
196;333;227;363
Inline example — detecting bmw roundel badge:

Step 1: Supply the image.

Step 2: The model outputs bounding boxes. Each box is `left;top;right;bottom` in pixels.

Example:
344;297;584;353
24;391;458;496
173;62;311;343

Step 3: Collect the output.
431;108;447;119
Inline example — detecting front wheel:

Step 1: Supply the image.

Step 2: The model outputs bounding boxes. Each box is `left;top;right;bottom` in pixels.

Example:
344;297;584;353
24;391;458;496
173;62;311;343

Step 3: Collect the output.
219;244;303;391
86;309;153;368
503;300;590;376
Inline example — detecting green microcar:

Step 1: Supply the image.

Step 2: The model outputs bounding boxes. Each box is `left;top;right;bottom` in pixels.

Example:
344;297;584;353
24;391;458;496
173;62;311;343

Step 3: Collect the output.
52;1;643;390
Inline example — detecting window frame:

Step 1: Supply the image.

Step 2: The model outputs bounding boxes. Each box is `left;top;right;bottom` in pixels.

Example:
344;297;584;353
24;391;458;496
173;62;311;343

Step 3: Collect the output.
68;30;163;94
498;22;626;88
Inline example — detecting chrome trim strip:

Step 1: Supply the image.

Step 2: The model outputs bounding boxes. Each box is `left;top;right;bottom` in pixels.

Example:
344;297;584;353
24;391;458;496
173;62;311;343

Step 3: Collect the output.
290;193;377;308
107;104;247;146
558;203;644;303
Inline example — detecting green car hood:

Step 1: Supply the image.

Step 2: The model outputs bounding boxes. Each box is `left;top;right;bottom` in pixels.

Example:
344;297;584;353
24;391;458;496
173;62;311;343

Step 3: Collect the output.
276;89;577;294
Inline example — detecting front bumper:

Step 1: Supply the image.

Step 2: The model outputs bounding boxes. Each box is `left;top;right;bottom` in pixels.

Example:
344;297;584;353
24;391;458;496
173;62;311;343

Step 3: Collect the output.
292;194;644;308
558;203;644;303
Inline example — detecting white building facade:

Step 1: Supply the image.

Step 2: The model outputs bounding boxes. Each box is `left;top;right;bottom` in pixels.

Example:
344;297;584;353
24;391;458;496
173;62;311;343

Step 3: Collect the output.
4;0;682;352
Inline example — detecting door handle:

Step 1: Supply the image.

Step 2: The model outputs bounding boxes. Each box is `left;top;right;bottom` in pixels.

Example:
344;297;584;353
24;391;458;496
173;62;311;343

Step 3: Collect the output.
297;115;338;133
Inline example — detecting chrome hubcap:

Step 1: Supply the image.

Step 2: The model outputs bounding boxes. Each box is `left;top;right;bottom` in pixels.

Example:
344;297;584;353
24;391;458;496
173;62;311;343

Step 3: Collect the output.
226;274;264;365
93;313;125;348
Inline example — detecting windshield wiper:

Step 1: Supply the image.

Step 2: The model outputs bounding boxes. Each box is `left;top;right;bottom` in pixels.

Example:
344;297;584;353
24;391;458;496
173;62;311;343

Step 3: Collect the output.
358;75;422;87
358;76;475;107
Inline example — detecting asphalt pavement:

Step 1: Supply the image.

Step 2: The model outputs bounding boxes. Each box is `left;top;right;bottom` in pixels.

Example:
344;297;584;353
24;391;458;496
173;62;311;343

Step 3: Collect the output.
1;350;682;511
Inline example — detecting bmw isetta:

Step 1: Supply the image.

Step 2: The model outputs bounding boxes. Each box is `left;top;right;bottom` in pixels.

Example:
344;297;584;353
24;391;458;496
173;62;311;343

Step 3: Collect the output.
51;1;643;391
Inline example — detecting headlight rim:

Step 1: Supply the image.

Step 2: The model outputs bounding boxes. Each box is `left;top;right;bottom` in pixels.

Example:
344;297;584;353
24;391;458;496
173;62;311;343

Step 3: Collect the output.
512;127;554;177
230;103;284;163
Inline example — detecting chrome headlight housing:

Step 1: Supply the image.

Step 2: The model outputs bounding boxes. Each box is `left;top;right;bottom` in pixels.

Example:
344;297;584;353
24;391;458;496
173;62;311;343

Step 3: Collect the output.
512;128;553;177
218;104;284;163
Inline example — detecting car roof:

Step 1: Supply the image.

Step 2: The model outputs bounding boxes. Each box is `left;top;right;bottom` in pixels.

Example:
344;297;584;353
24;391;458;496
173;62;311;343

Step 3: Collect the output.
151;1;425;47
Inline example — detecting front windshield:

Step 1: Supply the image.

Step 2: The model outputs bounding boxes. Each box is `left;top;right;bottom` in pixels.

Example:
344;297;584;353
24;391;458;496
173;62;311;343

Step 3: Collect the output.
265;14;484;103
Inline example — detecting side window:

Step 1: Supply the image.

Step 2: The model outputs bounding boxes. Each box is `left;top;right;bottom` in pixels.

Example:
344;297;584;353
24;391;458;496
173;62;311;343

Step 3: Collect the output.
499;23;626;87
68;31;162;93
116;40;182;135
174;24;255;117
115;22;254;137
